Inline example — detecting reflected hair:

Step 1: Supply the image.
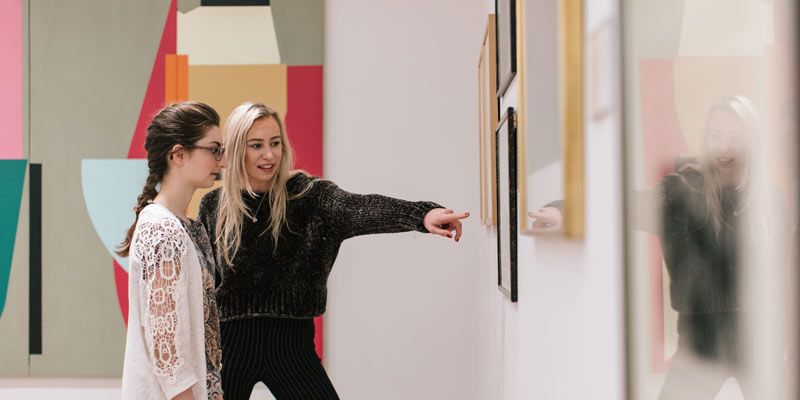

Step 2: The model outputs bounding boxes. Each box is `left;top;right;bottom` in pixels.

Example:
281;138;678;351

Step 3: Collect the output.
699;95;772;249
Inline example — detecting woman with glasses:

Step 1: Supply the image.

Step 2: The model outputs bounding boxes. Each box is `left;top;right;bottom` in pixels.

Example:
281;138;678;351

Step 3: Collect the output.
198;102;468;399
119;101;228;400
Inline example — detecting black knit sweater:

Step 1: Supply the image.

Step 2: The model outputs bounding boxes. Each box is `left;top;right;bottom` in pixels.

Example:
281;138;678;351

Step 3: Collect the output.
658;167;741;314
198;173;443;321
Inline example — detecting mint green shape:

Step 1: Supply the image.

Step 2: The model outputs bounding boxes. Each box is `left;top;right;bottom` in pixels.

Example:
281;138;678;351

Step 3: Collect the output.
0;159;27;318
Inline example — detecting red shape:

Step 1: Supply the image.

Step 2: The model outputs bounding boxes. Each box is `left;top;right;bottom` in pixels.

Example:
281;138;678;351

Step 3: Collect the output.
639;59;688;373
127;0;177;158
314;316;324;361
116;0;176;325
113;260;129;326
286;66;323;177
286;65;324;359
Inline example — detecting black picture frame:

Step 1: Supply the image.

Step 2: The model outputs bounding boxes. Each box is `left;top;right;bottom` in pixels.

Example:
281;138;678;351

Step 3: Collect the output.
496;107;518;302
495;0;517;98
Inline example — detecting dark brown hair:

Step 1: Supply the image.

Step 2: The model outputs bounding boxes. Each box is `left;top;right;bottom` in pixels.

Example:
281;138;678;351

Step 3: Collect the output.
116;101;220;257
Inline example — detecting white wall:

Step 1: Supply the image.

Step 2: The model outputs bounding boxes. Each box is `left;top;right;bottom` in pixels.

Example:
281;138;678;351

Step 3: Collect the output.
323;0;487;399
481;0;626;399
0;1;627;399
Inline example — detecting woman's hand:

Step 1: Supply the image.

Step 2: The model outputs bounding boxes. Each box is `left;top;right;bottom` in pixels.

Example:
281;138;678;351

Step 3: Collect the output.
423;209;470;241
528;207;562;230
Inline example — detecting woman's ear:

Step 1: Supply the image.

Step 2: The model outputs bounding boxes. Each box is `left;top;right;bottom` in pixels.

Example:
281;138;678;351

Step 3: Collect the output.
169;144;185;164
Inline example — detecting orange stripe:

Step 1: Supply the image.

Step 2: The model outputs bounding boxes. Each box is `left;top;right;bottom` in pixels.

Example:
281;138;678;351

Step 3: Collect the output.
176;55;189;101
165;54;177;103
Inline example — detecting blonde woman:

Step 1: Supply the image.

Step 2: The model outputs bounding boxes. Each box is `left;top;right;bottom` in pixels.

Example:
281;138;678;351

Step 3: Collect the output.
120;101;226;400
198;102;468;399
530;96;776;398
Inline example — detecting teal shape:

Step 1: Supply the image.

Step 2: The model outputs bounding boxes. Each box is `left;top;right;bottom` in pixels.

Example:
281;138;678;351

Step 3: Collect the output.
0;159;28;318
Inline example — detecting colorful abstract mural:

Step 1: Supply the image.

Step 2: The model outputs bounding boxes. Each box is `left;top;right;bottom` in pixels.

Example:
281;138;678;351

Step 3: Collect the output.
1;0;324;376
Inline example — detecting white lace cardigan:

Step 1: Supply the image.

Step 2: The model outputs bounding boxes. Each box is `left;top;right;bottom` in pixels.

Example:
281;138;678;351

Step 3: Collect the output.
121;204;208;400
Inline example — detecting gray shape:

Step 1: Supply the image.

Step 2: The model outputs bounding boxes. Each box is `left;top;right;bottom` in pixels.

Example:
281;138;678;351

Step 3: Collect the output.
271;0;324;66
26;0;170;376
632;0;686;59
0;172;31;376
178;0;202;14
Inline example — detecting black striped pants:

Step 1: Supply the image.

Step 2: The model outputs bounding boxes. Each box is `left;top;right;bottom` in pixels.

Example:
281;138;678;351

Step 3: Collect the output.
220;316;340;400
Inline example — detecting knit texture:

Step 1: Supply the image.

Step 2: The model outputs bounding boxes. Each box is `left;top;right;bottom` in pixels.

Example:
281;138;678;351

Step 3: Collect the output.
658;167;740;314
199;174;443;320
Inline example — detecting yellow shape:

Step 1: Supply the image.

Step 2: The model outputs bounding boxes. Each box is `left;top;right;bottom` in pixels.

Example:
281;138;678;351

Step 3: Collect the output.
188;64;287;125
188;180;223;219
178;6;281;65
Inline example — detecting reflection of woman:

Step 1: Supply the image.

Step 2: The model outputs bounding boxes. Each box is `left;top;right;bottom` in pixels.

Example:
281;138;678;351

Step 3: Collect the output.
529;96;773;397
198;102;469;399
656;95;773;399
120;102;227;400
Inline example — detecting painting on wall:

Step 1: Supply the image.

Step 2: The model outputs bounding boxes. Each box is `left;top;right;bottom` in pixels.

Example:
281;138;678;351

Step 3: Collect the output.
495;0;516;97
496;107;518;302
515;0;584;239
0;0;325;376
479;14;498;227
622;0;798;398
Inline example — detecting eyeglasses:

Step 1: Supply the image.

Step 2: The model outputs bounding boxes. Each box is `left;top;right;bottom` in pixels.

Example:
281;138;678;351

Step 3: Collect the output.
183;145;226;161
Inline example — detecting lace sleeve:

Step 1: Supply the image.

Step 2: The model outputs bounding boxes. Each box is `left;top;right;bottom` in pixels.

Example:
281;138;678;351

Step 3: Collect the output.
138;218;199;398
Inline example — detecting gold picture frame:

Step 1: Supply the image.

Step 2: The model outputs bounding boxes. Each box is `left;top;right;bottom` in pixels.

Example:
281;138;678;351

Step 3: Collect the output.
516;0;584;239
479;14;498;226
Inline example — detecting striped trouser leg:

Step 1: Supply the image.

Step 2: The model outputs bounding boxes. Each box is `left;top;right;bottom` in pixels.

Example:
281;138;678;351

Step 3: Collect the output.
221;317;340;400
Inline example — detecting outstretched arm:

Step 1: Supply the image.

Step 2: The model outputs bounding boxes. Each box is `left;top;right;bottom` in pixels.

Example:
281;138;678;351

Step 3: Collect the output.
317;180;468;241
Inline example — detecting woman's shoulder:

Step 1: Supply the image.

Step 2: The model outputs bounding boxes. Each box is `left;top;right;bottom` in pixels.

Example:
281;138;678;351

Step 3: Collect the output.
133;205;189;255
662;164;704;192
200;186;222;205
286;170;331;196
136;203;186;238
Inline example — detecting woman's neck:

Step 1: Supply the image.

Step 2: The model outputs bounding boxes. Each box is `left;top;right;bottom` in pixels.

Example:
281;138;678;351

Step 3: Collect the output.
154;174;195;223
248;177;274;193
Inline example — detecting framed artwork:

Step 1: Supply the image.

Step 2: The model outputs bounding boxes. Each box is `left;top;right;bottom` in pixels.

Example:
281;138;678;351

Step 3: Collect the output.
496;107;518;302
516;0;584;239
495;0;516;97
622;0;798;398
479;14;499;226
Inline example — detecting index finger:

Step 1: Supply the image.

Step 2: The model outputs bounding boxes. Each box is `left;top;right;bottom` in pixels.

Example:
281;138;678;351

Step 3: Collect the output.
445;212;470;221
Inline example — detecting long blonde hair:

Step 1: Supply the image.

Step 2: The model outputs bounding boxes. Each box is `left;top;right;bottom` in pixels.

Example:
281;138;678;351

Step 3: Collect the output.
699;95;772;250
215;102;309;265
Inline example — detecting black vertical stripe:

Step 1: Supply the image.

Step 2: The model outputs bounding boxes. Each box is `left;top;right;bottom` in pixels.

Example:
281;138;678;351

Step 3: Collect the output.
29;163;42;355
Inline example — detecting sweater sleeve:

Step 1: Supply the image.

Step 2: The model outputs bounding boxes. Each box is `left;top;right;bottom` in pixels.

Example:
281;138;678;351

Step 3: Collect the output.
198;191;218;262
198;190;225;285
315;179;444;240
137;218;199;399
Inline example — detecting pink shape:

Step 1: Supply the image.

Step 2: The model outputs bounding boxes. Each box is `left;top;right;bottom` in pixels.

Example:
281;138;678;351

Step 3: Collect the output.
0;0;23;159
639;59;689;372
128;0;177;158
114;259;129;326
286;66;324;177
